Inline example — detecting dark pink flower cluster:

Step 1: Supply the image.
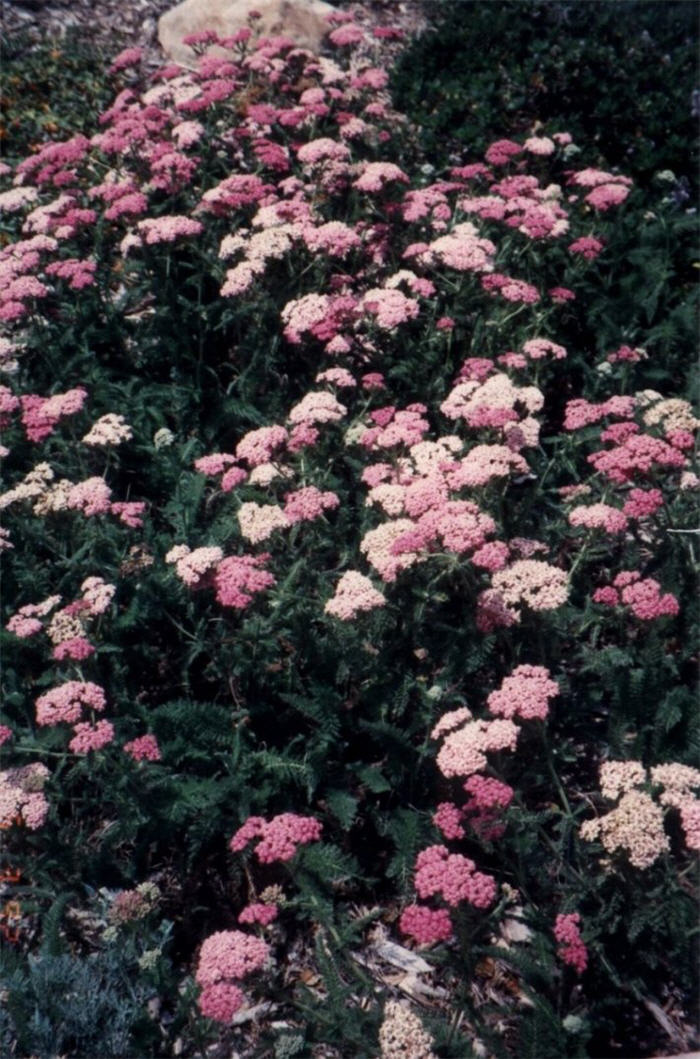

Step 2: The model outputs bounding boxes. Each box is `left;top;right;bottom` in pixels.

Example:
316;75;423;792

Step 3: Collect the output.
20;387;87;442
413;845;497;909
568;235;604;261
587;433;687;483
622;487;664;519
563;395;636;431
44;258;96;290
123;734;161;762
213;554;276;609
361;404;429;450
554;912;588;974
481;272;540;304
238;902;278;927
462;775;514;841
399;904;453;946
593;570;679;620
230;812;322;863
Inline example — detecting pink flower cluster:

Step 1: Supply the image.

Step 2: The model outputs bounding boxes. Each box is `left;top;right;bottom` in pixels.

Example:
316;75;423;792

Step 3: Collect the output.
283;486;339;524
195;929;270;1023
554;913;588;974
230;812;322;863
0;763;50;830
486;665;559;722
35;680;106;727
69;719;115;754
214;554;276;608
568;502;628;535
587;432;687;483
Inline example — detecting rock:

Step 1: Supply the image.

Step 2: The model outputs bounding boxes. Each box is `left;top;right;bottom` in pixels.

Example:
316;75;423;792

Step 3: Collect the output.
158;0;336;64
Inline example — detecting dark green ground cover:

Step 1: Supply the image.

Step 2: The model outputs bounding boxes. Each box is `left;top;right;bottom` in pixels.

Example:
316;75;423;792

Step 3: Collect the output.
392;0;699;198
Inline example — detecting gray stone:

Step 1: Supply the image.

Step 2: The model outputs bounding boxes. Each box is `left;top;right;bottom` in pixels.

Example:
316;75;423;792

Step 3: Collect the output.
158;0;336;64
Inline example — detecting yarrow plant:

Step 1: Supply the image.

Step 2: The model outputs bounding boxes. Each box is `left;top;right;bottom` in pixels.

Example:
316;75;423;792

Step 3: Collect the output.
0;6;696;1058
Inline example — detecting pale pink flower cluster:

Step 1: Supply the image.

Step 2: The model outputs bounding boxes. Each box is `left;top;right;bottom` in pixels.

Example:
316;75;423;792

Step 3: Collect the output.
315;367;356;389
220;224;298;296
238;501;290;543
133;215;203;245
524;135;555;156
80;576;116;615
554;913;587;974
353;162;409;192
486;664;559;721
440;372;543;443
302;220;361;257
360;519;424;582
283;486;339;524
580;788;669;869
361;288;420;330
230;812;322;863
378;1000;437;1059
424;222;496;273
598;760;647;800
521;338;567;361
324;570;386;620
66;477;112;516
7;594;62;638
0;763;50;830
413;845;496;908
0;186;39;213
296;138;350;165
568;502;628;534
446;444;530;487
165;544;223;586
0;461;54;510
287;391;346;425
82;413;133;447
236;425;288;466
435;716;520;778
490;559;569;616
35;680;106;727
